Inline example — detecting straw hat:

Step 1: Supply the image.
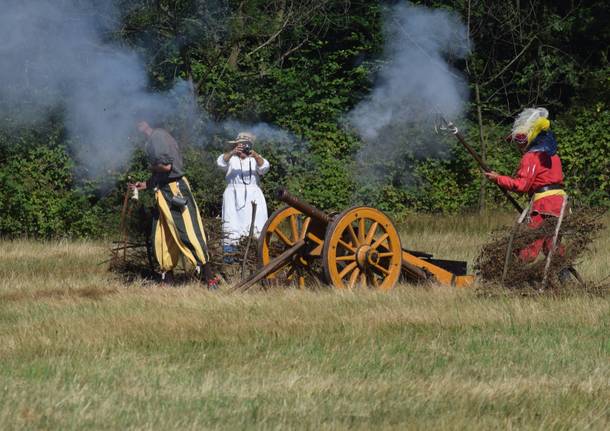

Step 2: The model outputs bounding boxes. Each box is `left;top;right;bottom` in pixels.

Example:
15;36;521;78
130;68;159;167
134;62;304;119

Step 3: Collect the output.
228;132;256;144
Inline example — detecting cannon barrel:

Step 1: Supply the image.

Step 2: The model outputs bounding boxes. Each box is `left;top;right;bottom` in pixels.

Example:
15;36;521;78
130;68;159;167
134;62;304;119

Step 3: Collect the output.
275;188;332;225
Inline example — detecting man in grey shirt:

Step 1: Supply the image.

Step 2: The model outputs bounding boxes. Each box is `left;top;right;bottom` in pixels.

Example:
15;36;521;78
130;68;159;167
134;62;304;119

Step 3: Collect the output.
142;126;184;187
130;121;219;288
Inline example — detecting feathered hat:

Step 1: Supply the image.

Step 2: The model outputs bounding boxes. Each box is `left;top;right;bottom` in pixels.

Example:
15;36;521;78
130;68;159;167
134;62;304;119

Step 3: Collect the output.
507;107;551;146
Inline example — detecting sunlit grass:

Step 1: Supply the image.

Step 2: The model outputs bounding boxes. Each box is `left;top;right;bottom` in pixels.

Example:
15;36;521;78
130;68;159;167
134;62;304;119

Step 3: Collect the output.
0;213;608;429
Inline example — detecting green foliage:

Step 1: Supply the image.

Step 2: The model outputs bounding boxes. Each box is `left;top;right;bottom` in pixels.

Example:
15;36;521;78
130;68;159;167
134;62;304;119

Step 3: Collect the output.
175;146;226;217
0;144;106;238
555;104;610;207
181;3;380;212
460;0;610;117
407;158;477;214
0;0;608;238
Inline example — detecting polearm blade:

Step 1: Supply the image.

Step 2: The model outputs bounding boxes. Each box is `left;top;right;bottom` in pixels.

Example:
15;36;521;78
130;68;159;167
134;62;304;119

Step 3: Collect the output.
436;114;523;213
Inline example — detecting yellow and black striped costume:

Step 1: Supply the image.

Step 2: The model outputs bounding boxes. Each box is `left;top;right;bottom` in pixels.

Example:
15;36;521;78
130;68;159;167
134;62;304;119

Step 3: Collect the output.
152;177;209;272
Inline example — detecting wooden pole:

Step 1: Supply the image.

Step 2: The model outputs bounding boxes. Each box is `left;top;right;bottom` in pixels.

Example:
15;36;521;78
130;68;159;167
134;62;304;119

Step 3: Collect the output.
451;130;524;213
241;201;258;280
435;113;523;213
541;197;568;289
501;204;530;285
475;83;486;213
116;187;131;262
232;239;305;292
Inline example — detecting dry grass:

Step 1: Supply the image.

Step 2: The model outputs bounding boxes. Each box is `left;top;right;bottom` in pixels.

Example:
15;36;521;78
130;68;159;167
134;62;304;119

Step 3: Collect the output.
0;213;608;429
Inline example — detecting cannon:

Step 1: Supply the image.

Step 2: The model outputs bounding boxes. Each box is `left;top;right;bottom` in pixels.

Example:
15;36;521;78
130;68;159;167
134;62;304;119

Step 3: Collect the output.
233;189;474;291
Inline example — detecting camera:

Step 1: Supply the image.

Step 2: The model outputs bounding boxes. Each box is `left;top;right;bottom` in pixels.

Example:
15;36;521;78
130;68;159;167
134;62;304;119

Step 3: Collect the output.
242;142;252;155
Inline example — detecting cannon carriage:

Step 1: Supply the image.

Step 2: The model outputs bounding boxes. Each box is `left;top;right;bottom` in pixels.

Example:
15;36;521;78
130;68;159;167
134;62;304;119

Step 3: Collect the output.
234;189;474;291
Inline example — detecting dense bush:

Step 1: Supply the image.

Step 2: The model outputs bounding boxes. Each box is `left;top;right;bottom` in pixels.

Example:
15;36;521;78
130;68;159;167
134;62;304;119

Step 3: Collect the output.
0;1;607;238
0;106;606;239
555;105;610;207
0;142;108;238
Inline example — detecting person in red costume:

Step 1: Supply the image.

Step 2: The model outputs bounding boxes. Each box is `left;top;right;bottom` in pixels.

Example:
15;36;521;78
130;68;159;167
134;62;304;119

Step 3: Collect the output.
484;108;567;262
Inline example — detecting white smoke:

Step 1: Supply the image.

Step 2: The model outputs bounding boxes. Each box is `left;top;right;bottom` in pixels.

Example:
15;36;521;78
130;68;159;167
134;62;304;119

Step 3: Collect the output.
0;0;172;176
346;2;471;146
220;120;295;147
0;0;293;179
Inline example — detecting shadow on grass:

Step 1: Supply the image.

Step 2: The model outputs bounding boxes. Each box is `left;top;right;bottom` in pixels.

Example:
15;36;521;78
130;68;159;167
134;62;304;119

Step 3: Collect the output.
0;286;120;302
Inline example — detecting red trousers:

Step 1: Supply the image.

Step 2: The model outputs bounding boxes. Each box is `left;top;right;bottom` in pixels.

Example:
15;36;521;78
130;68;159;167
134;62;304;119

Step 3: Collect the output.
518;195;566;262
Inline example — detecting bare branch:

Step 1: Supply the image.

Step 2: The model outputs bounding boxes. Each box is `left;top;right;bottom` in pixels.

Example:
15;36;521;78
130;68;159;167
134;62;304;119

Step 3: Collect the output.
482;36;536;87
246;14;292;57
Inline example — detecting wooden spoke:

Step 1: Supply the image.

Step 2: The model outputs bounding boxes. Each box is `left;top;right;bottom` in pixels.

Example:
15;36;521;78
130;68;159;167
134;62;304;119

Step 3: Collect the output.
299;217;311;240
365;221;379;245
267;260;292;279
338;261;358;279
371;262;390;276
358;218;366;243
336;254;356;261
310;243;324;257
323;206;402;291
370;233;389;251
348;267;360;288
259;207;318;288
290;214;299;242
285;265;296;280
274;227;293;246
338;239;356;253
346;223;359;245
279;264;307;289
306;232;324;245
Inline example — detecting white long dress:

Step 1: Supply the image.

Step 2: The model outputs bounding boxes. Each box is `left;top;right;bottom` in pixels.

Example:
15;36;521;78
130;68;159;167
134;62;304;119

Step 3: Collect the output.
216;154;270;245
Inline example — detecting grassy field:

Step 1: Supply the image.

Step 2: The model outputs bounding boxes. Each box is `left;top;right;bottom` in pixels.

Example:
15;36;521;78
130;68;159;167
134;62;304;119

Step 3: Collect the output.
0;214;608;430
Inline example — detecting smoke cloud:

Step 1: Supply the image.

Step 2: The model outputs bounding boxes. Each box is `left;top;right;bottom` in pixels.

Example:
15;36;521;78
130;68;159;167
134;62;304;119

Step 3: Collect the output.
220;120;295;147
346;2;471;157
0;0;173;177
0;0;292;180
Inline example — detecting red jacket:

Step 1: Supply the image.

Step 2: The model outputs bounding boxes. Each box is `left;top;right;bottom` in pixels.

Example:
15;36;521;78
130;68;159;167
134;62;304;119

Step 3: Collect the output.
494;151;565;217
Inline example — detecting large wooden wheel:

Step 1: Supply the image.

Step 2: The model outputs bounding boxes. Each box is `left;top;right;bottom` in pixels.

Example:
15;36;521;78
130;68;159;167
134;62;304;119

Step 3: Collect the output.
322;206;402;290
258;206;325;287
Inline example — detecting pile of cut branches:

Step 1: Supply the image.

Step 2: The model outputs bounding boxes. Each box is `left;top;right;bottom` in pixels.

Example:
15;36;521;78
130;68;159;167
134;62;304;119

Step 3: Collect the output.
475;208;606;291
110;205;258;283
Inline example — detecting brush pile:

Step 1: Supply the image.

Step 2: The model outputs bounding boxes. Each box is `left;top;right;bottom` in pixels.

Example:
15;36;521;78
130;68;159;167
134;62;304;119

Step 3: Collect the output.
475;208;606;291
110;205;259;282
109;204;156;280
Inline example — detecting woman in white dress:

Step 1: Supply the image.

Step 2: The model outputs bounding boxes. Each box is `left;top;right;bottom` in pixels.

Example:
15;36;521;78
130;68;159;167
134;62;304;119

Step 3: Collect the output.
217;132;270;254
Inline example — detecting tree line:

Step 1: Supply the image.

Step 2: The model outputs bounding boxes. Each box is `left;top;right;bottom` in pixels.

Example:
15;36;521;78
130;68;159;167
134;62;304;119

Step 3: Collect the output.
0;0;608;238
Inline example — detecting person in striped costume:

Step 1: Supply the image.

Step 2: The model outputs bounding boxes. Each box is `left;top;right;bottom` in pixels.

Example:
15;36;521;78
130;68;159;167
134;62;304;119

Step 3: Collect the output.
131;120;219;287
